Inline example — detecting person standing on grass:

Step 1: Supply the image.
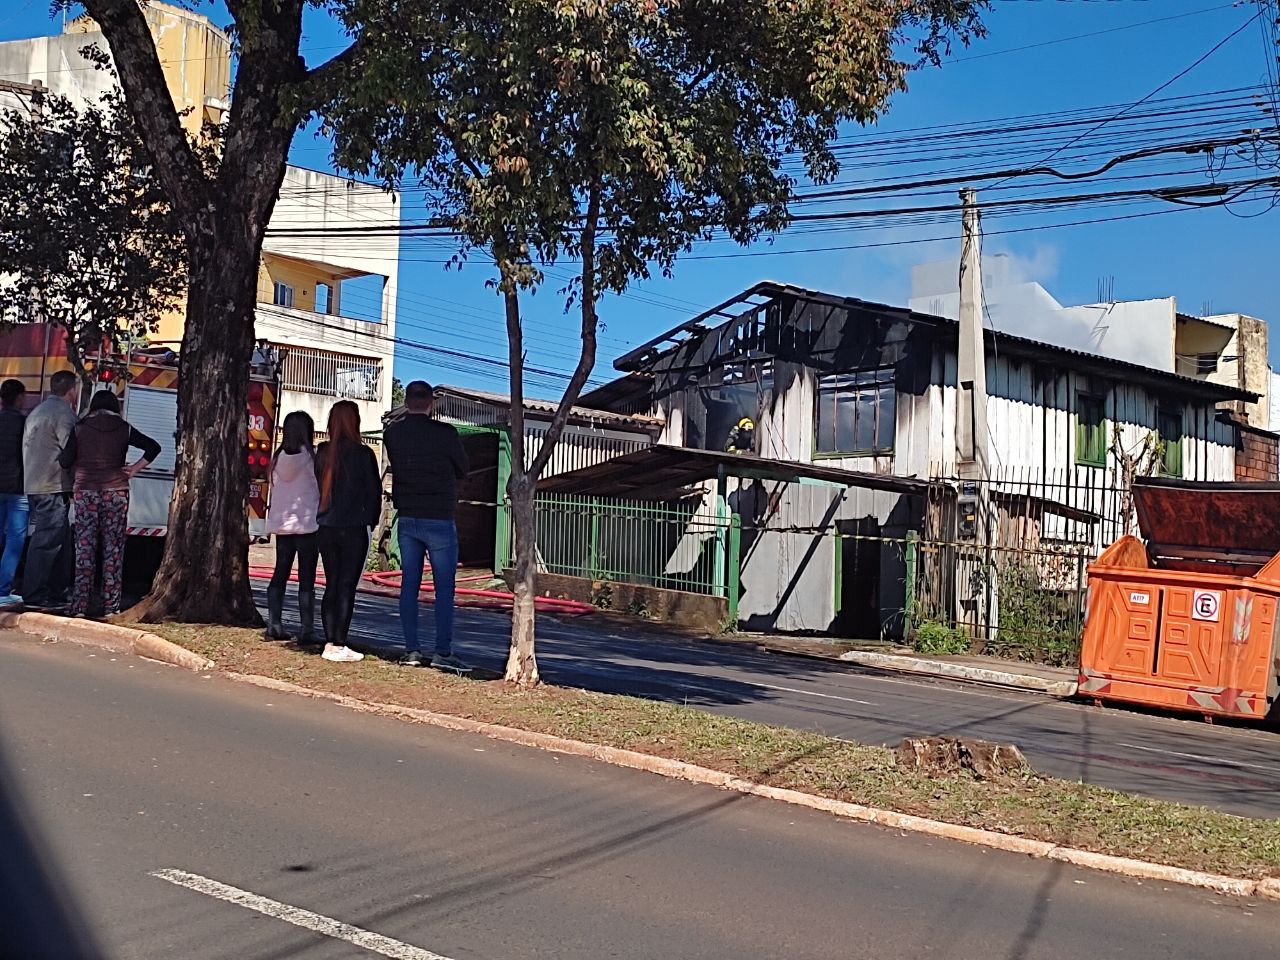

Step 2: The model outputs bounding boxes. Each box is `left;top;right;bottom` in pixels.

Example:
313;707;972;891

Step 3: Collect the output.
314;400;381;663
383;380;470;670
21;370;79;611
0;379;29;608
59;390;161;618
264;411;320;646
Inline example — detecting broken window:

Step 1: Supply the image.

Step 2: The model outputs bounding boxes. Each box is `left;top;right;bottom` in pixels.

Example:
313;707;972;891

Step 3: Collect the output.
700;361;773;453
814;368;895;456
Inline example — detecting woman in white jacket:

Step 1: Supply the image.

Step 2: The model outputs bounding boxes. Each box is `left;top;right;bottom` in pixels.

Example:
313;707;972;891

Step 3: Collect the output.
264;411;321;644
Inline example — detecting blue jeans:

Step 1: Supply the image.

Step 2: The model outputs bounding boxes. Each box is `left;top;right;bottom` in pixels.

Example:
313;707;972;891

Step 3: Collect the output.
398;517;458;655
0;493;29;597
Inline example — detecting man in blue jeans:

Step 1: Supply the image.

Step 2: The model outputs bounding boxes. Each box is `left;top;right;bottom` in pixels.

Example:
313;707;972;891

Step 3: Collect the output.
384;381;471;670
0;379;29;607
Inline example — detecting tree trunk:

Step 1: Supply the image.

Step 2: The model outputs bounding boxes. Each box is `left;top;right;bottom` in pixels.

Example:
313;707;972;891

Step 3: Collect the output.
128;233;261;624
82;0;325;625
506;473;540;685
500;184;602;685
501;282;541;685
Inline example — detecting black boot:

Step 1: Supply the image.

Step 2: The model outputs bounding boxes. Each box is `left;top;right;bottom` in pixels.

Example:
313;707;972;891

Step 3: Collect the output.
296;587;319;648
264;584;293;641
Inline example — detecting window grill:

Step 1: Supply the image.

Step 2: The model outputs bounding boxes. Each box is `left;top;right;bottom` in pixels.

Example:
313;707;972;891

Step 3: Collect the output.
280;345;382;402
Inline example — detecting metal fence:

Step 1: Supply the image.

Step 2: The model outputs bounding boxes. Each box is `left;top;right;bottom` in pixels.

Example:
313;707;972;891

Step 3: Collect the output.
500;493;740;606
280;345;382;401
909;534;1089;667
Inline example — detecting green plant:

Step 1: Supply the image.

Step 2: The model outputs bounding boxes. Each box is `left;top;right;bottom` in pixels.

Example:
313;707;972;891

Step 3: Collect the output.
591;581;614;611
912;620;970;656
987;561;1082;667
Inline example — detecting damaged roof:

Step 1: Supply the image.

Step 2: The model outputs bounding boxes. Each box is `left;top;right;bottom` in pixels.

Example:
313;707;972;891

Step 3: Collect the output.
613;281;1256;404
433;384;663;434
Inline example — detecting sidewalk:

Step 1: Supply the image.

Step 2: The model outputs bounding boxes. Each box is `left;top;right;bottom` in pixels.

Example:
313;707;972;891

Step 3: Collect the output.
834;650;1078;697
712;632;1078;697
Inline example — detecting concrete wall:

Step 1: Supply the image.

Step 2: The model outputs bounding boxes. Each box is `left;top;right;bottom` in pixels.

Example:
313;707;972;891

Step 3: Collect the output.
255;306;392;436
1197;313;1270;429
67;3;230;134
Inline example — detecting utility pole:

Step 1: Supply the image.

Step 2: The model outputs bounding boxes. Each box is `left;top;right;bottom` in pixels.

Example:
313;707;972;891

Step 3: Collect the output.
956;187;989;480
956;188;993;638
0;79;45;117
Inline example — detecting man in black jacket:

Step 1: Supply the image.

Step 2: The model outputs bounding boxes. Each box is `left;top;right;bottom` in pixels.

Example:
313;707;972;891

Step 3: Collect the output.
0;379;28;607
383;381;471;669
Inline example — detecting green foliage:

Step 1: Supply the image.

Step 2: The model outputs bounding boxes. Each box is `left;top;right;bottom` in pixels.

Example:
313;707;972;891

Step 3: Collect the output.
985;562;1082;668
391;376;406;409
0;88;187;382
320;0;986;295
912;620;970;656
591;581;614;610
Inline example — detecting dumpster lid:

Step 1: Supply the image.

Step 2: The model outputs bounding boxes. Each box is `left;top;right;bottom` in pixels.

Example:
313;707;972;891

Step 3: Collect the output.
1133;477;1280;565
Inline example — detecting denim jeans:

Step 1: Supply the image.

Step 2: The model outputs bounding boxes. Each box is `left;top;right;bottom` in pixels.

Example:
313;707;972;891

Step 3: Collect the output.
23;493;71;607
0;493;29;597
397;517;458;655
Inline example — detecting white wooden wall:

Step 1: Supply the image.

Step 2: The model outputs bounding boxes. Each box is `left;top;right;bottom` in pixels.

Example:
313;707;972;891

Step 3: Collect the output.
524;423;651;478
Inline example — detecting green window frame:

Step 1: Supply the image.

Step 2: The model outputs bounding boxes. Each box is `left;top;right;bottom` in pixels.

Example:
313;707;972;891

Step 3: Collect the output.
1076;393;1106;466
1157;408;1183;477
814;368;896;457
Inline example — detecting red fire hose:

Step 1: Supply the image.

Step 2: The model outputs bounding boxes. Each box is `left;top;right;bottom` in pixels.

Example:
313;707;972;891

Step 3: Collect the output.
246;564;594;614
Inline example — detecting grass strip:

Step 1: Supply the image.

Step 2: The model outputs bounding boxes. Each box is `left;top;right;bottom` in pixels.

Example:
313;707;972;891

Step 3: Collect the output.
145;622;1280;879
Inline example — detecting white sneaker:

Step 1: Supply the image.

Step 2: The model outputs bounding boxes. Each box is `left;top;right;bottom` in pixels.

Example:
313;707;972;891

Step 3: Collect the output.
321;643;364;663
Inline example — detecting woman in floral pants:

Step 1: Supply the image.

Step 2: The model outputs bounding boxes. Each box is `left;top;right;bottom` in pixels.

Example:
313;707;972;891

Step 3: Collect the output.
59;390;161;617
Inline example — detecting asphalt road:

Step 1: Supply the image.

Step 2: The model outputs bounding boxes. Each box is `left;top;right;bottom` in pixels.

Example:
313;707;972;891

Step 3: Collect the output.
0;637;1276;960
262;583;1280;819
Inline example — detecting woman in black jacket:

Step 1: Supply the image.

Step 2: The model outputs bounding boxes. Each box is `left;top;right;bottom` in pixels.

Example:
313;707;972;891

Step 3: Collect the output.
313;400;381;662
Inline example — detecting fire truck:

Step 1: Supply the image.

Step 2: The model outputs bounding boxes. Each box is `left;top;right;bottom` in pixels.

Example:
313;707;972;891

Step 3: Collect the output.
0;323;282;540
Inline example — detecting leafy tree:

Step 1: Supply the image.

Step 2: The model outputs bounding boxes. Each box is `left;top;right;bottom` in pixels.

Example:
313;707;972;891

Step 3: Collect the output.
64;1;364;624
0;89;186;387
391;375;405;409
322;0;985;683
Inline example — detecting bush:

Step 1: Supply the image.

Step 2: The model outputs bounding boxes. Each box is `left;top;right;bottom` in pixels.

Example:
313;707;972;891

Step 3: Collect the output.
912;620;971;656
986;562;1082;667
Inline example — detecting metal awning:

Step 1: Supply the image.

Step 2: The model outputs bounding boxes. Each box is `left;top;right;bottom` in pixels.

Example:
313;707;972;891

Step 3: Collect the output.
537;445;932;500
1133;477;1280;565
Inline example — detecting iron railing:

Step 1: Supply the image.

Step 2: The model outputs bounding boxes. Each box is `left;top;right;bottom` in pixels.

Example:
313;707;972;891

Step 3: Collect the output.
499;493;740;610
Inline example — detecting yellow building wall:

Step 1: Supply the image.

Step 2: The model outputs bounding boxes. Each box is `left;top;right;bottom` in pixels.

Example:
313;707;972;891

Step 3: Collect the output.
258;255;346;315
69;1;230;136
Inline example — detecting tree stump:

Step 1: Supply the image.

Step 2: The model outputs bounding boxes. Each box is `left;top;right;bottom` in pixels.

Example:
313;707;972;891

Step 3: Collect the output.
895;736;1032;779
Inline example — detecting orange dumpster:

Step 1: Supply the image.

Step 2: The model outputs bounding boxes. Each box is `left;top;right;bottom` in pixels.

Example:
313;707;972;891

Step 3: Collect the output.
1080;478;1280;722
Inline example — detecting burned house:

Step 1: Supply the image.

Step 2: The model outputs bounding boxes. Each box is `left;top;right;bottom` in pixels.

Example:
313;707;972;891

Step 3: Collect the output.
576;282;1252;640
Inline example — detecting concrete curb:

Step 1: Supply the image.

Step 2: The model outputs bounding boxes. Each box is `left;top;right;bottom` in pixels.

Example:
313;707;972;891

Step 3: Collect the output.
838;650;1080;697
226;672;1274;901
0;612;214;672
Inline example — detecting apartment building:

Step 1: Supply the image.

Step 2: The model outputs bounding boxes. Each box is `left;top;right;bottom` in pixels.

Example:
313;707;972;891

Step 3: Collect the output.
0;2;399;432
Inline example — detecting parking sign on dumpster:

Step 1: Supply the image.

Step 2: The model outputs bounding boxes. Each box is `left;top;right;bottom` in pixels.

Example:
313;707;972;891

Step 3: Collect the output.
1079;478;1280;722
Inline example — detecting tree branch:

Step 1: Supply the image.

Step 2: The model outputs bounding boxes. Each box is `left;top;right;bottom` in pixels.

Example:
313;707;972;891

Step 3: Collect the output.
80;0;208;224
527;178;603;483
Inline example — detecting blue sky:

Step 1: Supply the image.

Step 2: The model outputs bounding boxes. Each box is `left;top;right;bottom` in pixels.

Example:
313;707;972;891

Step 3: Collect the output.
4;0;1279;395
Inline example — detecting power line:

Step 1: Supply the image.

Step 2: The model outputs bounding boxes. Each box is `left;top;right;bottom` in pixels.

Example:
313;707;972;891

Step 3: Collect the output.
988;7;1265;187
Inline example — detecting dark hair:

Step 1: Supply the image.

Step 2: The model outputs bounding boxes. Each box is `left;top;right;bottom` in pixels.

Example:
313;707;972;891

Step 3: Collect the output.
280;410;315;457
0;378;24;409
319;400;362;511
49;370;78;398
405;380;434;411
88;390;120;414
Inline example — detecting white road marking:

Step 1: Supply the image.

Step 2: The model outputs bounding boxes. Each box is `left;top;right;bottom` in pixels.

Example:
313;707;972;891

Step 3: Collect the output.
150;868;456;960
1115;742;1280;775
738;679;876;706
